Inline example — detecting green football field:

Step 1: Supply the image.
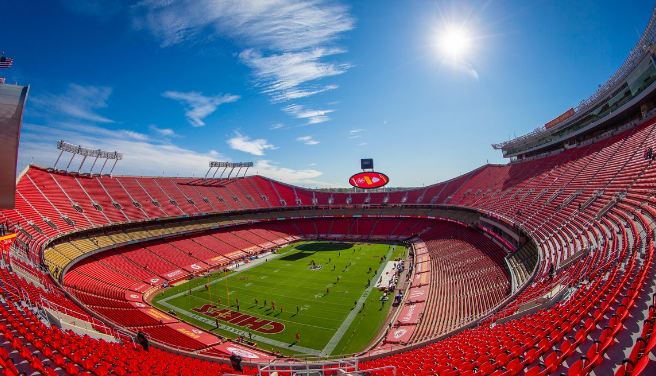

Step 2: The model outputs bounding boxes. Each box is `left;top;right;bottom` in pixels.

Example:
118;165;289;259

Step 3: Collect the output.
152;241;406;356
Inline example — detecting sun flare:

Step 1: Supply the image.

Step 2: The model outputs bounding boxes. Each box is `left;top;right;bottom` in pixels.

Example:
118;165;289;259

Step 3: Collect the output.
439;27;471;59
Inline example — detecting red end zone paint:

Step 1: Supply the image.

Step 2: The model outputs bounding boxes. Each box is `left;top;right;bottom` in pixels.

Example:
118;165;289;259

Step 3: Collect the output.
349;172;389;189
192;305;285;334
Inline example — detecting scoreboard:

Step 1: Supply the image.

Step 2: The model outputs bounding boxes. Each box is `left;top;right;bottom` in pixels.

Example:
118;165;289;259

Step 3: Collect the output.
349;172;389;189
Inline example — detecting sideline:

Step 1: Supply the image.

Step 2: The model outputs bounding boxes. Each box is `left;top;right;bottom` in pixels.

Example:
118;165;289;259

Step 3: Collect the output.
320;244;397;355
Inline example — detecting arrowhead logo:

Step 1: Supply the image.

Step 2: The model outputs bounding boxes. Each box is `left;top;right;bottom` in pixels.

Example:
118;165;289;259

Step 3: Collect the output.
227;347;259;359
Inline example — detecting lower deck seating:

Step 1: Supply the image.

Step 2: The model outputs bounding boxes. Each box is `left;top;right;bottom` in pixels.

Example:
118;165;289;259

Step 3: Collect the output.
1;115;656;374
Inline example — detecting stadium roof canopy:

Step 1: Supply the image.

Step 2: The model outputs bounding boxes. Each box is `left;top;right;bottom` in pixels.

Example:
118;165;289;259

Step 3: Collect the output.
0;84;29;209
492;6;656;157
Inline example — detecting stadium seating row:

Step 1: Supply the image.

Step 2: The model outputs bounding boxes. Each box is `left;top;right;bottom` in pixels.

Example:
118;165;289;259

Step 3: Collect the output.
1;111;656;374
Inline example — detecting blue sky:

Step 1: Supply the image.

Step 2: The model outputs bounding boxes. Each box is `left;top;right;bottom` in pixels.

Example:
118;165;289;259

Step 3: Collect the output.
2;0;652;187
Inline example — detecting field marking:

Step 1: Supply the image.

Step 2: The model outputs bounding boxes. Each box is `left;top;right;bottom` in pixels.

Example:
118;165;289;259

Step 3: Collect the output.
156;241;397;355
159;247;297;304
320;245;397;356
182;293;340;328
158;300;321;355
182;273;359;310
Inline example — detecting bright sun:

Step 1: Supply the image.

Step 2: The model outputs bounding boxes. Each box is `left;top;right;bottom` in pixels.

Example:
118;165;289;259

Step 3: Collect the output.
439;28;471;58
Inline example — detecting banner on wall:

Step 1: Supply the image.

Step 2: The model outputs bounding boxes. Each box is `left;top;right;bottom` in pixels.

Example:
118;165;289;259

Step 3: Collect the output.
0;233;17;262
545;108;575;129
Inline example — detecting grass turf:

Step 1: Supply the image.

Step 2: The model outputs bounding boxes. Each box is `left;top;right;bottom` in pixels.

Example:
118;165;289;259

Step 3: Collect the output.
152;241;406;356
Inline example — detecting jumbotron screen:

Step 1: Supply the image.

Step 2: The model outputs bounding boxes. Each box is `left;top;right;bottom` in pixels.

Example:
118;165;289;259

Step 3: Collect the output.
349;172;389;189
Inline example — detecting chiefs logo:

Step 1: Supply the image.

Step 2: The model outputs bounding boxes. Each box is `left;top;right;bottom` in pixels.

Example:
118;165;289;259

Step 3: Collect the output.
226;347;259;359
130;294;139;299
349;172;389;189
410;290;425;298
393;329;407;339
191;264;201;270
150;278;160;284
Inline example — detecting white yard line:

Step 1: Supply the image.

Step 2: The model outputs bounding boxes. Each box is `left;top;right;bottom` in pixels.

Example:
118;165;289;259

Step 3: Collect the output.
185;294;336;330
158;300;321;355
320;245;397;356
160;246;300;303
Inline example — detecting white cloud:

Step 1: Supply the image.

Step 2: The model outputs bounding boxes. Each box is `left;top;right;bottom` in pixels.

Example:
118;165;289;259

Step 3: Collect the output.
31;84;114;123
18;122;335;187
270;123;285;130
134;0;354;50
162;91;240;127
18;121;226;177
253;160;334;188
283;104;334;125
297;135;319;145
149;124;178;137
359;142;368;146
227;132;277;156
349;128;364;139
133;0;354;102
239;48;347;102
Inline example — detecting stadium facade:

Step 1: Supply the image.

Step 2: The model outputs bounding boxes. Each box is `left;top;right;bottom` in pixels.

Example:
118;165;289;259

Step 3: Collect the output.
1;6;656;376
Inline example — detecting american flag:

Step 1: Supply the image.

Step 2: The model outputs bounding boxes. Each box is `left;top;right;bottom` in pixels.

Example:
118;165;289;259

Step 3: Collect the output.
0;78;5;84
0;57;13;68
